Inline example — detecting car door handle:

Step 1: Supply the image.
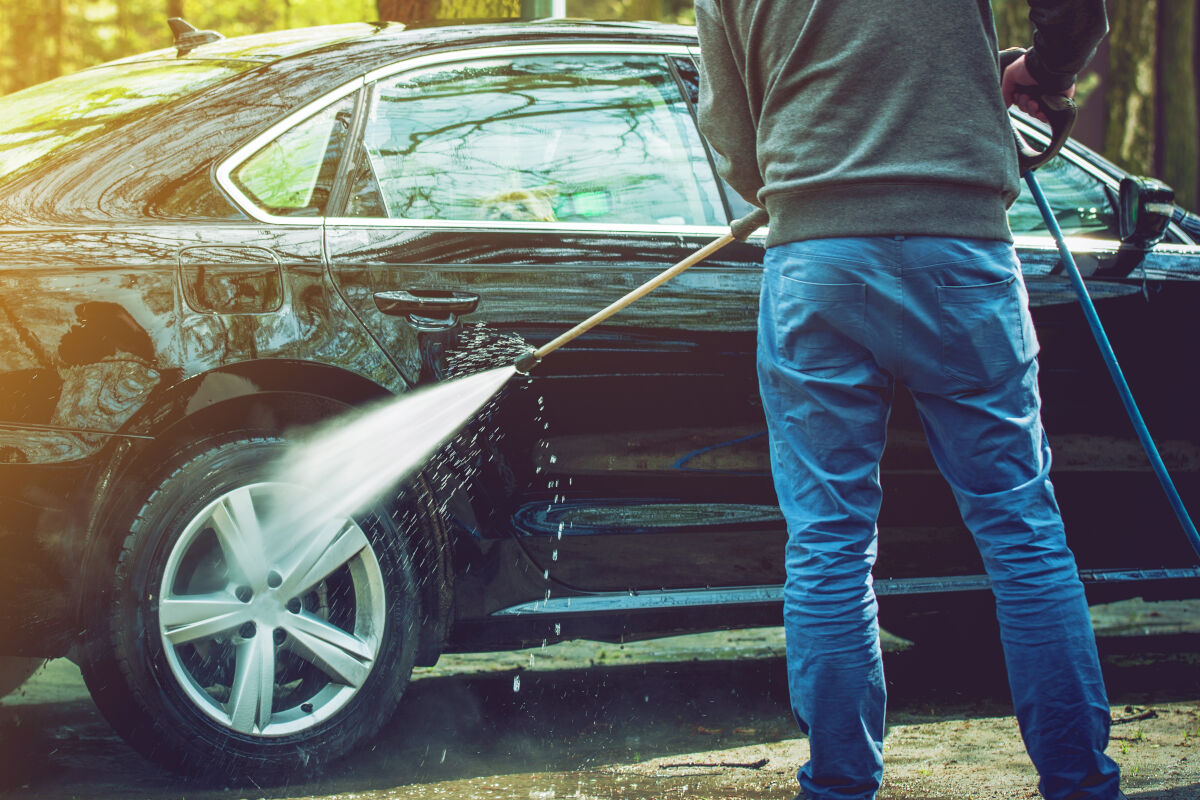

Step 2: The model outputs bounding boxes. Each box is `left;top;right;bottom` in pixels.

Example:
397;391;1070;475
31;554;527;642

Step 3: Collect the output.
373;289;481;317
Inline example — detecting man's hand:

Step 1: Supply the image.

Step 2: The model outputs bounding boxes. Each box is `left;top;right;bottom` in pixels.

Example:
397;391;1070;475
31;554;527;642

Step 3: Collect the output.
1002;52;1075;123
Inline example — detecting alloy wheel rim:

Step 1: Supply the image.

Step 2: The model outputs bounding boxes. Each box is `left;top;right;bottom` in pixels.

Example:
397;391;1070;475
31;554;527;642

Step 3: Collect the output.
158;482;387;737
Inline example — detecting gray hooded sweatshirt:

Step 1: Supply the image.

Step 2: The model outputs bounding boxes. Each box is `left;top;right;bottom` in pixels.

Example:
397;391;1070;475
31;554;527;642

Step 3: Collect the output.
695;0;1108;247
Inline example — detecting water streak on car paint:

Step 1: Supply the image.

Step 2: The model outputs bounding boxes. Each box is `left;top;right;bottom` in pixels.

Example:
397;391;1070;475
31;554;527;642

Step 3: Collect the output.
274;364;517;531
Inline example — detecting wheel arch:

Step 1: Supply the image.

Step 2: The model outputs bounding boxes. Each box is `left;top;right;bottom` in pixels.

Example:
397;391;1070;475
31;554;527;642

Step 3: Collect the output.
78;359;456;666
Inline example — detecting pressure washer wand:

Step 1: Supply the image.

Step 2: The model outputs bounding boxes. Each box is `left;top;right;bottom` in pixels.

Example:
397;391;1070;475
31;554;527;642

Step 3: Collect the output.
513;207;769;373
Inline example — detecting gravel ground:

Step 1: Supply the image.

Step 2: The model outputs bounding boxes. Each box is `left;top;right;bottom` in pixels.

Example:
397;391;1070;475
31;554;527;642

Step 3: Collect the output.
0;598;1197;799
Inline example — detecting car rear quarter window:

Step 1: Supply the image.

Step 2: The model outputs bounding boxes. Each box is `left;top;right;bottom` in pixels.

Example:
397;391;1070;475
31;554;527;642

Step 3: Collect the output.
0;60;255;186
346;54;725;227
230;93;357;216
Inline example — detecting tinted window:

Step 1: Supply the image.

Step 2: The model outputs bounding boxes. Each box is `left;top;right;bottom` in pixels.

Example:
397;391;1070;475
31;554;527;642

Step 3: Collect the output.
1008;154;1119;238
348;55;725;226
231;93;356;217
0;60;254;186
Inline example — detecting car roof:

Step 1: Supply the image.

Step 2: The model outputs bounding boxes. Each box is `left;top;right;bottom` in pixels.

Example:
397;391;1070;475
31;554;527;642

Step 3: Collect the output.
107;19;699;69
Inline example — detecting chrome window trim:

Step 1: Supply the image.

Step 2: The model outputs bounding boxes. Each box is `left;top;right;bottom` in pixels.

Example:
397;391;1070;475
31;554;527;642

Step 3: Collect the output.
215;77;365;226
321;216;738;239
1013;234;1200;257
1011;233;1120;254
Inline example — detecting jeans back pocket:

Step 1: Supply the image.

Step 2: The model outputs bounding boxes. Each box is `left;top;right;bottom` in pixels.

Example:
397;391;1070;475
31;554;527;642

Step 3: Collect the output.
767;273;868;371
937;274;1036;388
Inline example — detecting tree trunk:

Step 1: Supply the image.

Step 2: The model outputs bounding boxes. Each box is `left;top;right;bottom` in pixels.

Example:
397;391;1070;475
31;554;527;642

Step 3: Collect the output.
1159;0;1198;209
377;0;439;20
1104;0;1158;176
377;1;520;20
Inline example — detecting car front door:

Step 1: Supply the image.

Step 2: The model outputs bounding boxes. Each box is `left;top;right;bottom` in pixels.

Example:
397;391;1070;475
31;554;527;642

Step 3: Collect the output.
1005;147;1200;575
322;46;784;597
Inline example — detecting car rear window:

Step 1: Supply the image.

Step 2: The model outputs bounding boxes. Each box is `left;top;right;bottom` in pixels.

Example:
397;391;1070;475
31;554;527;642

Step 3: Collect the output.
0;60;255;185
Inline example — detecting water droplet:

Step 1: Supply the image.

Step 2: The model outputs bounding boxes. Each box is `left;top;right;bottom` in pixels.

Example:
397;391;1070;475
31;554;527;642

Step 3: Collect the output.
513;674;521;692
554;623;562;635
543;421;550;429
544;589;552;601
440;748;447;763
543;569;549;580
529;653;536;668
568;477;573;486
552;549;558;561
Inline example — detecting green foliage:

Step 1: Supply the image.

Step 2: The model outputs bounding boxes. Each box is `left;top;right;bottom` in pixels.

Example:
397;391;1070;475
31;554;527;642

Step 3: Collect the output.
0;1;376;95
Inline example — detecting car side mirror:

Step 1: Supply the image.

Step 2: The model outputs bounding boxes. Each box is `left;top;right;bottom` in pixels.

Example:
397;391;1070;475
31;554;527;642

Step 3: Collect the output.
1118;176;1174;247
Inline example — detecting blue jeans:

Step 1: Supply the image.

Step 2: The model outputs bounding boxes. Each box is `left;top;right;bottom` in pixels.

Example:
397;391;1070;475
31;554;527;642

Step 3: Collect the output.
759;236;1121;800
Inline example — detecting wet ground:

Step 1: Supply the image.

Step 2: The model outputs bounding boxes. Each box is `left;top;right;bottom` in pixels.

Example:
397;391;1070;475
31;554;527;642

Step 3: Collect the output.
0;599;1197;800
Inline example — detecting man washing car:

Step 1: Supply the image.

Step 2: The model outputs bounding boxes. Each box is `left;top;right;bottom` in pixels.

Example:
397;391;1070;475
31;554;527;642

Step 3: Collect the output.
695;2;1121;798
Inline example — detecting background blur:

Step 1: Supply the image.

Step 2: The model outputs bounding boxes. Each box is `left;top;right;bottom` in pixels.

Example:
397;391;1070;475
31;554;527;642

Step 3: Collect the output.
0;0;1195;210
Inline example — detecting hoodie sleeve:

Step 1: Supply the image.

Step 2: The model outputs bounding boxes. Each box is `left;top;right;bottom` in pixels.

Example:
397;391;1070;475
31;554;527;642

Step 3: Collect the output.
695;0;765;208
1024;0;1109;92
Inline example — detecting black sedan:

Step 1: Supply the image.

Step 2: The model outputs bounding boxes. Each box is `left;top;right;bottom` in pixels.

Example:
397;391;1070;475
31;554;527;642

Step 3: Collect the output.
0;18;1197;782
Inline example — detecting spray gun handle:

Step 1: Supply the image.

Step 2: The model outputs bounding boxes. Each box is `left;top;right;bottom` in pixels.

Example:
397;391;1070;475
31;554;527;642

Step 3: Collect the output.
1013;91;1077;174
998;47;1077;174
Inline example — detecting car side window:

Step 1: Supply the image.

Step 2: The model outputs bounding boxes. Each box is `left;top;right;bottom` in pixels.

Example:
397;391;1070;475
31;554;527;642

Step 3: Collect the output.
230;93;356;217
1007;153;1119;238
346;54;725;226
669;56;755;221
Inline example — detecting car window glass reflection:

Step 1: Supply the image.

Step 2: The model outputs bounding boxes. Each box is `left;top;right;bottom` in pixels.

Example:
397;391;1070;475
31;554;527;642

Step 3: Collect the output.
1008;154;1119;238
350;55;725;227
231;93;356;216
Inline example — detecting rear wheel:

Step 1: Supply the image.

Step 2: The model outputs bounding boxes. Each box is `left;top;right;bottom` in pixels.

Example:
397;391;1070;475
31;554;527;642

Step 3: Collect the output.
81;436;421;783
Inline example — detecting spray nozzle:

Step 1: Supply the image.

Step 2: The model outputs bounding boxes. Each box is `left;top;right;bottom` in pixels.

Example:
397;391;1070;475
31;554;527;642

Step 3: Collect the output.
514;349;541;374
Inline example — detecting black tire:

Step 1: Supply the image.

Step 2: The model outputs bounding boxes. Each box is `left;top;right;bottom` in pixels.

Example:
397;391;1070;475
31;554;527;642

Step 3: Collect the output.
79;436;420;784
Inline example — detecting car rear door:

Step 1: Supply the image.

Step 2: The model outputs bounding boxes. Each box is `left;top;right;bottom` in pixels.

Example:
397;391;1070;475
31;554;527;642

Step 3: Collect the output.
322;45;784;595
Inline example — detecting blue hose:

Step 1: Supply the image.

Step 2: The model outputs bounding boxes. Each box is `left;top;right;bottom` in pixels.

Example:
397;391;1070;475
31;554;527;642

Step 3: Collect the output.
1024;171;1200;561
